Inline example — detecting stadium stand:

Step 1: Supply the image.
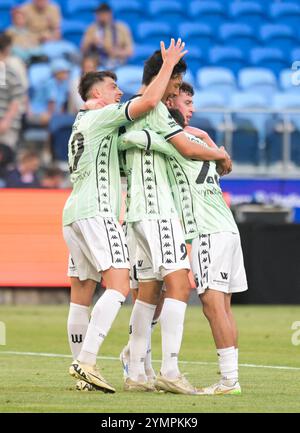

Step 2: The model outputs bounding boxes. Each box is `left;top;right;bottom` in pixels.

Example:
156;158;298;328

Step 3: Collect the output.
0;0;300;175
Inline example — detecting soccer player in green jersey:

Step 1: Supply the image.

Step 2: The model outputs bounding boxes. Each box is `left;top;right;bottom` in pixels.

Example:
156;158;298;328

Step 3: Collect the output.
118;50;231;394
120;82;248;396
63;39;189;393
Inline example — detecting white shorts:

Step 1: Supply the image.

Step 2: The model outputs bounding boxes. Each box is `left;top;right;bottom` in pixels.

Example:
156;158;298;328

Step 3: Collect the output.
63;216;130;282
131;218;190;281
191;232;248;295
122;222;139;289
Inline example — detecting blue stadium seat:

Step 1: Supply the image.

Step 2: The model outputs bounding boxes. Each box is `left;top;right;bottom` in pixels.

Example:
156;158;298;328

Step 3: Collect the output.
189;114;217;143
231;118;260;164
260;24;298;53
229;2;267;29
0;0;13;30
219;23;258;55
40;40;78;61
273;92;300;130
193;90;226;128
182;70;196;88
61;20;87;46
28;63;52;115
209;46;246;75
148;1;185;26
178;23;214;57
128;44;158;65
136;22;173;45
230;91;270;140
49;114;76;162
280;68;300;95
115;65;143;95
197;67;236;99
188;1;227;27
265;120;300;166
291;48;300;64
184;46;203;76
238;67;277;100
65;0;98;24
250;47;288;76
113;1;143;31
270;3;300;33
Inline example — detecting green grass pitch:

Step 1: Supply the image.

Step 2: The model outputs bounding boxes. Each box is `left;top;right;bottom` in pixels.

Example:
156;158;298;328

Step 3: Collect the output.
0;304;300;413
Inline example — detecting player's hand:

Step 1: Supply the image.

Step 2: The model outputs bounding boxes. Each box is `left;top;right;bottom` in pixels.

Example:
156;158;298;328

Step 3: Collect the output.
161;38;188;66
83;98;107;110
216;149;232;176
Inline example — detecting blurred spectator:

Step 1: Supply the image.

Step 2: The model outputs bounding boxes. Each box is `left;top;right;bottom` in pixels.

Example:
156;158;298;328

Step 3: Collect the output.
47;59;71;116
0;33;25;151
40;166;65;188
0;143;15;187
21;0;61;44
68;55;99;112
5;149;41;188
81;2;133;68
6;7;40;62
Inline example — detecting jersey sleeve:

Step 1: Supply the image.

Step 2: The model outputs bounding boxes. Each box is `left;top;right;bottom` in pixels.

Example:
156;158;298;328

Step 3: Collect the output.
119;129;176;157
148;102;183;141
92;101;134;129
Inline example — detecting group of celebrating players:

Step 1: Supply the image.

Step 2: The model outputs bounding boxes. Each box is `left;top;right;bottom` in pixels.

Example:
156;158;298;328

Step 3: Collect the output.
62;38;248;396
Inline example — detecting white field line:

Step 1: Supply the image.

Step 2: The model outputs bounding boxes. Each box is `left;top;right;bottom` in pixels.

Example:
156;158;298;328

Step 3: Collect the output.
1;350;300;371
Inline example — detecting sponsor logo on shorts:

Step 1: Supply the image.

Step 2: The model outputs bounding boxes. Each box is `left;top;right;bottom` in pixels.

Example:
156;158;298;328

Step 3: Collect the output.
220;272;229;280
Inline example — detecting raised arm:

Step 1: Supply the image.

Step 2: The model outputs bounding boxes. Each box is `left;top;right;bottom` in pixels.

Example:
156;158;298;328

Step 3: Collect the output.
129;39;188;119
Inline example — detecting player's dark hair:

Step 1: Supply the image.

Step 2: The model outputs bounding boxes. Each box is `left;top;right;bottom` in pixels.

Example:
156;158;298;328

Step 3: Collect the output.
78;70;117;101
142;50;187;85
180;81;194;96
0;32;12;52
168;108;185;128
95;3;112;13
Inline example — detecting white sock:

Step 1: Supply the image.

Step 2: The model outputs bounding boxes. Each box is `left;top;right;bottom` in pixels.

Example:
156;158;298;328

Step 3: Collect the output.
217;346;238;385
144;319;158;378
67;303;90;360
160;298;187;379
128;300;156;382
78;289;125;365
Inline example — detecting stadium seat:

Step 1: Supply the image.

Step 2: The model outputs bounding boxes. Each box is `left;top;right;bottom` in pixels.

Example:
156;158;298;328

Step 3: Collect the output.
291;48;300;64
178;23;214;57
136;22;173;45
270;3;300;33
148;1;185;26
260;24;298;54
229;2;267;29
273;93;300;130
128;44;158;65
184;46;203;76
230;91;270;140
209;46;246;75
250;47;288;76
29;63;52;89
219;23;258;55
49;114;76;162
265;120;300;166
61;20;87;46
189;114;217;143
188;1;227;27
197;67;236;99
65;0;98;24
0;0;13;30
280;68;300;95
193;90;226;128
112;1;143;31
231;118;260;164
238;67;277;101
115;65;143;95
40;40;78;61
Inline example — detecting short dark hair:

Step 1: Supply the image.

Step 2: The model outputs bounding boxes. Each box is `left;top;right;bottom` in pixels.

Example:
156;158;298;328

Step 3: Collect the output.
0;32;12;52
78;70;117;101
180;81;194;96
168;108;185;128
95;2;112;13
142;50;187;85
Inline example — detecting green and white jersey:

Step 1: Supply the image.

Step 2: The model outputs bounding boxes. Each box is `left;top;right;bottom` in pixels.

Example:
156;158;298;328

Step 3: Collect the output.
120;129;238;239
63;101;133;226
118;100;183;223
